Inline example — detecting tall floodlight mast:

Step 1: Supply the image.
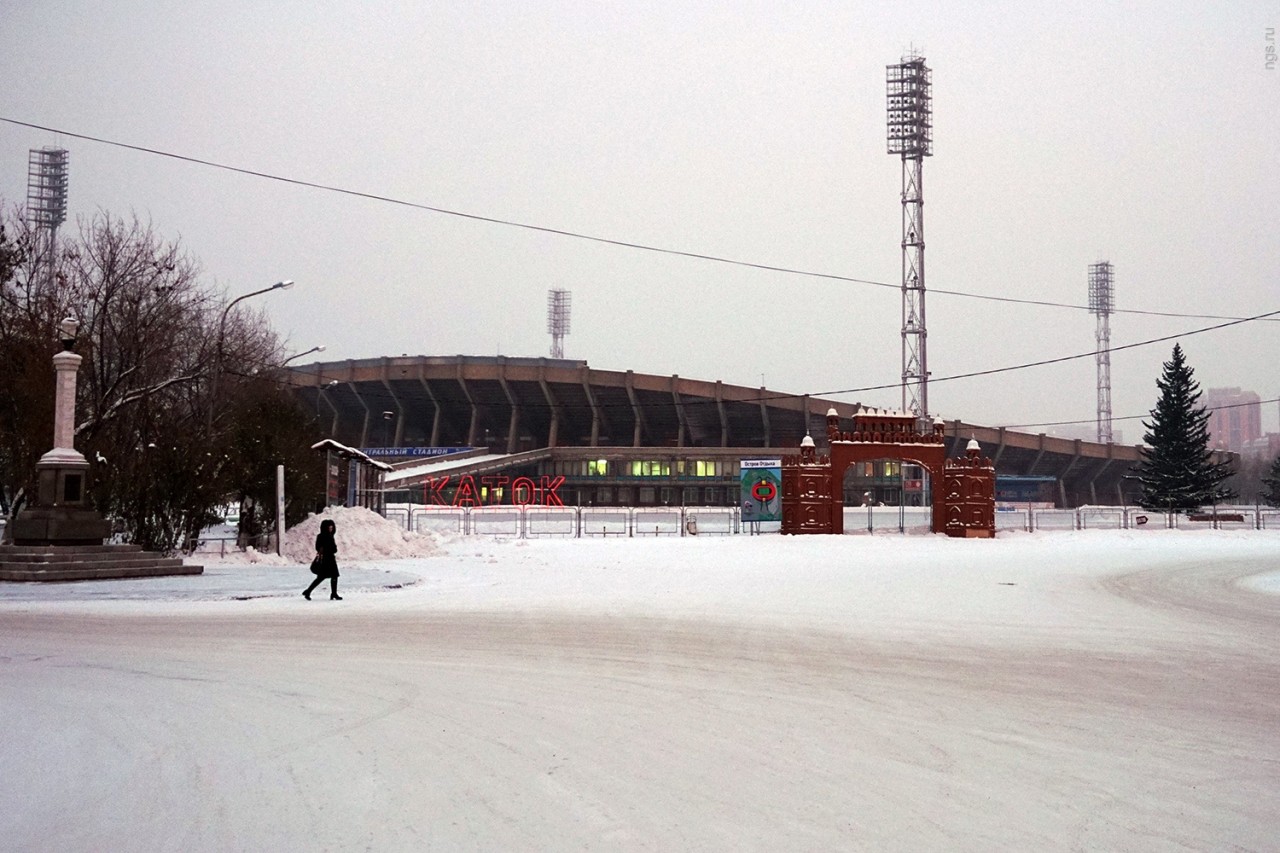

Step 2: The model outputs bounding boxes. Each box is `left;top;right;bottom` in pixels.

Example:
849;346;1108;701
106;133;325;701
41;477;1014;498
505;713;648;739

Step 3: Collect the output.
547;288;571;359
26;147;69;272
1088;261;1115;443
886;53;933;420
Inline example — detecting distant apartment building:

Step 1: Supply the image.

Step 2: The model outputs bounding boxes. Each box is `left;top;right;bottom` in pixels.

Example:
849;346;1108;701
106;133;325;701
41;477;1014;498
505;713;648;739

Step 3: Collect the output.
1204;387;1262;452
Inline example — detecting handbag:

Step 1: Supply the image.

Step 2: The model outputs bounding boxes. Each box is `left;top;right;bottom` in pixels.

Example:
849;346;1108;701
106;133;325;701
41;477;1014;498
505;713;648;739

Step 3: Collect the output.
309;556;323;575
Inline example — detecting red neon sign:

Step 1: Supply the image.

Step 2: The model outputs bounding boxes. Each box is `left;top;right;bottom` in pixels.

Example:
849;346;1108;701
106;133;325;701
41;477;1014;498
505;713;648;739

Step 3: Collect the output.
422;474;566;507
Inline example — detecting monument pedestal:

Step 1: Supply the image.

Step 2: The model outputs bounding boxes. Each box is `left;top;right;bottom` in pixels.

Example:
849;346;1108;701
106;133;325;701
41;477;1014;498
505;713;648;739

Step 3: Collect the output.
0;543;202;582
10;506;112;546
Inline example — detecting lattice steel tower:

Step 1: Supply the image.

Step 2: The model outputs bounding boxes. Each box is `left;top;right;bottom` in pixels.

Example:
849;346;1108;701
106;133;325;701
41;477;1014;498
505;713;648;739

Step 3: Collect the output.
886;53;933;419
1088;261;1115;443
26;147;69;266
547;288;571;359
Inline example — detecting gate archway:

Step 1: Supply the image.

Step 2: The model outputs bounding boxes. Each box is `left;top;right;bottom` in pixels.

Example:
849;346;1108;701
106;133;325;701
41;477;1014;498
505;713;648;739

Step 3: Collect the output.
824;410;946;534
782;409;994;537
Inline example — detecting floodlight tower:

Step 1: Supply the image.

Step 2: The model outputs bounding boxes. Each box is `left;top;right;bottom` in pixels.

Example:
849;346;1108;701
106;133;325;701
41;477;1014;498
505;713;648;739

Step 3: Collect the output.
886;53;933;419
26;147;69;269
1088;261;1115;443
547;288;571;359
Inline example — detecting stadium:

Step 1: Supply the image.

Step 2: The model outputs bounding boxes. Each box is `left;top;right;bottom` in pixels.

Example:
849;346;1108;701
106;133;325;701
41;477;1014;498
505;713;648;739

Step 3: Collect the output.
285;355;1168;511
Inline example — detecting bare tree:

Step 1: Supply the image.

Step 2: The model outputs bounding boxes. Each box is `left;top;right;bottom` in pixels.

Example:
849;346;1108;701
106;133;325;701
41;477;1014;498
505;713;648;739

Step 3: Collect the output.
0;206;318;552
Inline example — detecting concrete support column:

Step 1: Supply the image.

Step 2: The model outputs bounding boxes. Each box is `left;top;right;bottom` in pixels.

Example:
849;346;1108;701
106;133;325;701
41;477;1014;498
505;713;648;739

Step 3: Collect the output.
759;387;771;447
714;381;728;447
671;375;688;448
539;366;561;448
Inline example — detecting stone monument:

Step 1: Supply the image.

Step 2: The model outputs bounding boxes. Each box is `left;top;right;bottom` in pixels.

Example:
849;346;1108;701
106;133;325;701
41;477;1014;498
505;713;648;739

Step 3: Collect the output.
0;317;203;580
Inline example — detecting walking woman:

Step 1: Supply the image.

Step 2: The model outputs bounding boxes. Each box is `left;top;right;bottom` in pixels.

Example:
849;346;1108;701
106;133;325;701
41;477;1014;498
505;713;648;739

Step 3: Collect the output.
304;518;342;600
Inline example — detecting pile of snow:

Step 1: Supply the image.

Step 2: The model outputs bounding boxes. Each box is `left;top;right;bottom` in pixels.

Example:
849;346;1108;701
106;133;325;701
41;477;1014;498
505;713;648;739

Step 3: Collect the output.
202;506;445;566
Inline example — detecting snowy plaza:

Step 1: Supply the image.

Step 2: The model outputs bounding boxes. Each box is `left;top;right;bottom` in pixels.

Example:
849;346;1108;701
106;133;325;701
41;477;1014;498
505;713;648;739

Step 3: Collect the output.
3;512;1279;851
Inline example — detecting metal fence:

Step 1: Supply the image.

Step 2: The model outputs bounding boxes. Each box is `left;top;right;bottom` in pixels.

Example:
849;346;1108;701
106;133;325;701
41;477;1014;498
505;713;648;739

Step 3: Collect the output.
403;505;741;538
389;504;1280;539
997;506;1280;532
185;504;1280;554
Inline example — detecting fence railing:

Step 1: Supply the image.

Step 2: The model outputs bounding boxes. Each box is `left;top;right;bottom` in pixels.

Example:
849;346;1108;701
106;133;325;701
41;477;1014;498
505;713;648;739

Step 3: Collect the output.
188;505;1280;553
404;505;742;538
997;507;1280;532
394;504;1279;538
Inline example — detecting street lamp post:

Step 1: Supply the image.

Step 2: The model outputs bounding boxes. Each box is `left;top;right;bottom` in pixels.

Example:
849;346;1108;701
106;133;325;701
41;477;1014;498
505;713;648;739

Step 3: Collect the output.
316;379;338;419
207;280;294;432
382;410;394;448
282;344;325;366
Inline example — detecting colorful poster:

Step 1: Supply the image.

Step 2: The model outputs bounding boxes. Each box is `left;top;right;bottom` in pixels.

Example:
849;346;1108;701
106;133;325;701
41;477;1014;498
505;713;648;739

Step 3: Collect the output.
740;459;782;522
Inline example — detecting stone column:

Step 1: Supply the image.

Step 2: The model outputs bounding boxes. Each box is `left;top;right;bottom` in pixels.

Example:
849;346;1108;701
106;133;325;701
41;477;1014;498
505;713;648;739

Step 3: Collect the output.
51;350;82;452
13;317;110;545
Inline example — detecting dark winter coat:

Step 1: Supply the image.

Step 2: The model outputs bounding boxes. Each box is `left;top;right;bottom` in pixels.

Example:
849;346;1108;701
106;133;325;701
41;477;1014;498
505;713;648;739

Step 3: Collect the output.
314;529;339;578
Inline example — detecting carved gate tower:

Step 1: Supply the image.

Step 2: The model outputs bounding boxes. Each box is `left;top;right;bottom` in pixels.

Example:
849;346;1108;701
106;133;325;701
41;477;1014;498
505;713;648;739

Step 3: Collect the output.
942;440;996;537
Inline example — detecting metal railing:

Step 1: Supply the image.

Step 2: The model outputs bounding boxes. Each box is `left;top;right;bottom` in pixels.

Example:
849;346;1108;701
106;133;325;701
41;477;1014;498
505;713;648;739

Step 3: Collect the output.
186;504;1280;554
998;506;1280;532
404;505;742;538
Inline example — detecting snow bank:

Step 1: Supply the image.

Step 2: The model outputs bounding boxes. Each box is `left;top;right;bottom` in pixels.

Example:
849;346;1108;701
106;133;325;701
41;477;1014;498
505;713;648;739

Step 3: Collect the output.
199;505;445;565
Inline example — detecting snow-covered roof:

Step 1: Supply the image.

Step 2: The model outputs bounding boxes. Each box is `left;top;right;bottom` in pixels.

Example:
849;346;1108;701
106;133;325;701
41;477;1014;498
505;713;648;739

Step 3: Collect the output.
385;453;510;484
310;439;394;472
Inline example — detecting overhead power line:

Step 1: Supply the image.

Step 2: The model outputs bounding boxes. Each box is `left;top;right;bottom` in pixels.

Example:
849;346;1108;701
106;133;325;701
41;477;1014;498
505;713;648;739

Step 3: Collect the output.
3;116;1275;324
803;309;1280;402
1001;396;1280;431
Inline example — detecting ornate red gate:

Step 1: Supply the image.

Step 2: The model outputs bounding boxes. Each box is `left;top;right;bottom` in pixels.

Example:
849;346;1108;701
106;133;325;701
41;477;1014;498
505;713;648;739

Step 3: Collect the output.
781;409;994;537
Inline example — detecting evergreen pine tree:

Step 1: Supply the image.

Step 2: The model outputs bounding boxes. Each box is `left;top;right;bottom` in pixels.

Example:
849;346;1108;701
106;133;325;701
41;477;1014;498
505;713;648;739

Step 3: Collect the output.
1133;344;1235;510
1262;455;1280;508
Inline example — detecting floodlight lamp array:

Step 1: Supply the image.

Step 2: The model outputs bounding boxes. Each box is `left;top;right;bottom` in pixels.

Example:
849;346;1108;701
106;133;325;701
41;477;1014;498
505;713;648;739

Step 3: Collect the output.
886;58;933;158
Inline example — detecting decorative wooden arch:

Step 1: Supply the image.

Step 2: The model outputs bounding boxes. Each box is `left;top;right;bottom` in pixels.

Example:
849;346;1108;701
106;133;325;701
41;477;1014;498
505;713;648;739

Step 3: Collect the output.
825;409;946;533
781;408;995;537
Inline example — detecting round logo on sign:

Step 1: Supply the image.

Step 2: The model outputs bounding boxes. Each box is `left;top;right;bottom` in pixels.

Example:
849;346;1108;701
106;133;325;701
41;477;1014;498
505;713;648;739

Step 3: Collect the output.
751;480;777;502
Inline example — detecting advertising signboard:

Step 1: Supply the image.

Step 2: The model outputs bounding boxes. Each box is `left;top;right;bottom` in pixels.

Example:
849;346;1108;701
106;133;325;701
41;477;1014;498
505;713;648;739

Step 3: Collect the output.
740;459;782;522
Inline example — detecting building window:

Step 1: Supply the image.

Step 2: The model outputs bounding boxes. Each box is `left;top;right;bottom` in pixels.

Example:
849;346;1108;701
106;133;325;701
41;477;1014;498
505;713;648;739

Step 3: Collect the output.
695;460;717;477
588;459;609;476
639;486;655;504
629;460;672;477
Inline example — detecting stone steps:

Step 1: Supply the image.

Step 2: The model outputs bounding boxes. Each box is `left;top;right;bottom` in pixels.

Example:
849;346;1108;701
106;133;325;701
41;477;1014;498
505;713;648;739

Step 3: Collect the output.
0;544;203;582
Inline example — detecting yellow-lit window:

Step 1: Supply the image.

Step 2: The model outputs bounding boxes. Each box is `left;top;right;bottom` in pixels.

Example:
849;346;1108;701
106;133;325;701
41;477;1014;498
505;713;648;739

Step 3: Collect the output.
589;459;609;476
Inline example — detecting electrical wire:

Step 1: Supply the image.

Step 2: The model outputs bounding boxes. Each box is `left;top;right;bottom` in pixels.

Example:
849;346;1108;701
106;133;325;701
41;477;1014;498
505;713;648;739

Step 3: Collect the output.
798;309;1280;402
1001;396;1280;431
3;116;1275;324
9;117;1275;437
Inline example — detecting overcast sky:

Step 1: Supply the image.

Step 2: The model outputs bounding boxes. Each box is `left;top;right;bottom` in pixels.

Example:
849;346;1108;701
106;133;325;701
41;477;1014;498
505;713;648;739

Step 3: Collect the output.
2;1;1277;437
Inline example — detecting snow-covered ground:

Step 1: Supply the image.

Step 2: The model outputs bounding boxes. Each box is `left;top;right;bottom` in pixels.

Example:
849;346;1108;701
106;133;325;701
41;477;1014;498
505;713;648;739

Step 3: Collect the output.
3;513;1279;850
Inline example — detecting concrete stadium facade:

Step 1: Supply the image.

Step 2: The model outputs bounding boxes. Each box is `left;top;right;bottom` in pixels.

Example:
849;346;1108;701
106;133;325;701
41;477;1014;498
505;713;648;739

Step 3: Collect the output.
285;355;1168;509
